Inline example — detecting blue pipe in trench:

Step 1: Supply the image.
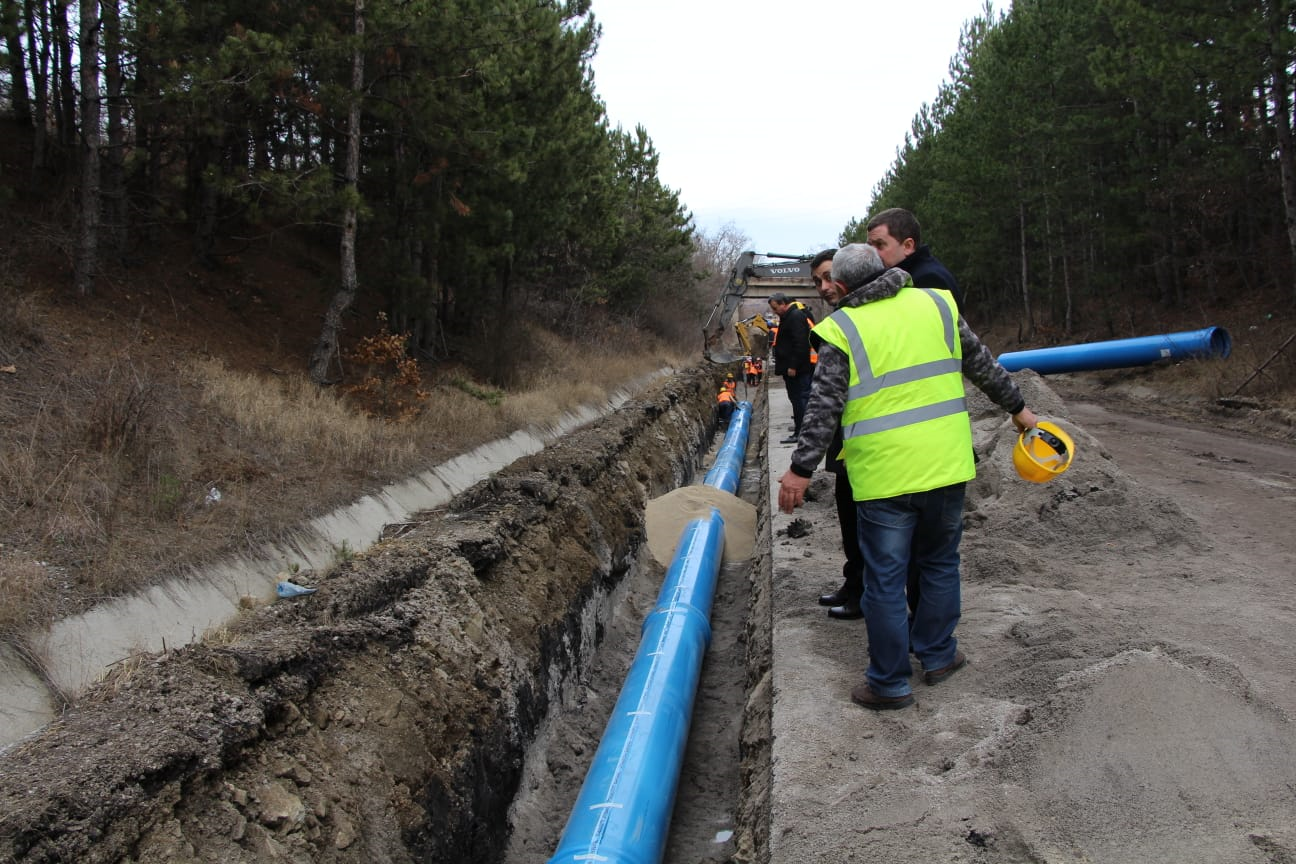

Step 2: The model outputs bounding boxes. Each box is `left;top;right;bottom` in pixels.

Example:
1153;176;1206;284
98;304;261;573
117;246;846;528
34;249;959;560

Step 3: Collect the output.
997;326;1231;375
546;401;752;864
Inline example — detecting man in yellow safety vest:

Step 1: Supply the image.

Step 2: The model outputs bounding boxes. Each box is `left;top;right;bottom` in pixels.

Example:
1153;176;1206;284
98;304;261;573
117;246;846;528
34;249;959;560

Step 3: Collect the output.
777;244;1037;711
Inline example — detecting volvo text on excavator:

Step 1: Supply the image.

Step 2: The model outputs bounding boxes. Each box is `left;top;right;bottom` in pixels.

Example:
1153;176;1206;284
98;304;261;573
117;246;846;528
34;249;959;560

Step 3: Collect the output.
702;251;822;362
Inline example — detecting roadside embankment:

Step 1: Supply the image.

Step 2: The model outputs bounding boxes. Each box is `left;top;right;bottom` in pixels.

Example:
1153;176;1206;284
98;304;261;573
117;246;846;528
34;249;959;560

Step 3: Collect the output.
0;367;725;863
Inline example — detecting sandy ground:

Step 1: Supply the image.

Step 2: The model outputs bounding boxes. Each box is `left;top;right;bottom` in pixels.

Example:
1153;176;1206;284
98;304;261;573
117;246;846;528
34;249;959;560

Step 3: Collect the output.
762;371;1296;863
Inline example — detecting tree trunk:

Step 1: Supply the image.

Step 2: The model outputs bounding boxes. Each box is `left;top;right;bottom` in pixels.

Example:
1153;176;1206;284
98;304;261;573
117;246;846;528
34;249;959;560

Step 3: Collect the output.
101;0;126;256
1061;235;1073;337
3;0;32;125
52;0;75;152
309;0;364;385
73;0;100;296
1018;198;1033;339
24;0;49;176
1269;7;1296;299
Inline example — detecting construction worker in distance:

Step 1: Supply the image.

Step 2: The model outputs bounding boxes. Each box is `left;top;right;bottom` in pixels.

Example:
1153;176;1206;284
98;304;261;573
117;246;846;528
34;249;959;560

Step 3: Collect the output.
768;293;815;444
744;356;759;386
715;385;737;429
723;372;737;395
753;356;764;385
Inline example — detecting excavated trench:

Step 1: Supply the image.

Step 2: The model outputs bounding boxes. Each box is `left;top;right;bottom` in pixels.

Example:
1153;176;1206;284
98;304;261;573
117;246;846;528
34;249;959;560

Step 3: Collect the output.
0;366;776;864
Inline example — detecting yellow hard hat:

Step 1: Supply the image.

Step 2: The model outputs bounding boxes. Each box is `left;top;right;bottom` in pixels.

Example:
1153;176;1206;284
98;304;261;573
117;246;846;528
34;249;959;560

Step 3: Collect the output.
1013;420;1074;483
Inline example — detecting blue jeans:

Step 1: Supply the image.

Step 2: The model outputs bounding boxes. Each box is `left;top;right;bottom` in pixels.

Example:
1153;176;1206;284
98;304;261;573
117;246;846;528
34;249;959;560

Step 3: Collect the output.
856;483;966;697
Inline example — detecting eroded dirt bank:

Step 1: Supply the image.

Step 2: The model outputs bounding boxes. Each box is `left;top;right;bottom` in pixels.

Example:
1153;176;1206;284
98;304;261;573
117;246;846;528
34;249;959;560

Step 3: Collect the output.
0;367;730;863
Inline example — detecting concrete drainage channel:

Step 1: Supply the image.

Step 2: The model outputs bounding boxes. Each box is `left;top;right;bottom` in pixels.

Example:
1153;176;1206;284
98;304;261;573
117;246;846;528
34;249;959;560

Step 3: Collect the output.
0;374;660;747
0;366;777;864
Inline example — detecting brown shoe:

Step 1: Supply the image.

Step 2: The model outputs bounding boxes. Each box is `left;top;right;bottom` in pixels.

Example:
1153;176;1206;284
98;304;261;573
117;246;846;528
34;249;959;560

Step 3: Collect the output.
850;683;915;711
923;651;967;686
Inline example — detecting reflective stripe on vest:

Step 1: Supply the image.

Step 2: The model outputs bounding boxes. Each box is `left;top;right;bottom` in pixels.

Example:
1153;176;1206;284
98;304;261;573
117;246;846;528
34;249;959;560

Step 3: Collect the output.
815;287;974;500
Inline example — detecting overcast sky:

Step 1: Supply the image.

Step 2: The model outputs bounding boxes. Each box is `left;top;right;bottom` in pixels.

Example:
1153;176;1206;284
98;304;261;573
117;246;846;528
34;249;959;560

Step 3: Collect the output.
587;0;991;256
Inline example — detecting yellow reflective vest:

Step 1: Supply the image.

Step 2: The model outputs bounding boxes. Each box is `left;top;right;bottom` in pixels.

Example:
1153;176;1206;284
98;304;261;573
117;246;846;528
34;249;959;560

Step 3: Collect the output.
812;286;973;501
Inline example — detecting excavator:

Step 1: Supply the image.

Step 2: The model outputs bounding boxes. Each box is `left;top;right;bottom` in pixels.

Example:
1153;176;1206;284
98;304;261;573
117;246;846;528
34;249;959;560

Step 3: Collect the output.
702;251;819;362
733;313;773;358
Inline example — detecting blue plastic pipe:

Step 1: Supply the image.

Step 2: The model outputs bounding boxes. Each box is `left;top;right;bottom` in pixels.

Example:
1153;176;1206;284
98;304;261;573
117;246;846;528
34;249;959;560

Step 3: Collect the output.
997;326;1231;375
547;401;752;864
704;399;752;492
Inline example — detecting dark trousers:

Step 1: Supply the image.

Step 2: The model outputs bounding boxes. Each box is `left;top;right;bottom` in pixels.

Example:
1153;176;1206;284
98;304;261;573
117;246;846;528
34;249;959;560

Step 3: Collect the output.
784;371;812;434
834;470;865;598
717;401;735;427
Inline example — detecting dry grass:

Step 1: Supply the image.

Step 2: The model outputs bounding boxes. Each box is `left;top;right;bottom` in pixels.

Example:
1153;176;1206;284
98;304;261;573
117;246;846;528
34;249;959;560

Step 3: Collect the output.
0;295;691;644
193;357;423;468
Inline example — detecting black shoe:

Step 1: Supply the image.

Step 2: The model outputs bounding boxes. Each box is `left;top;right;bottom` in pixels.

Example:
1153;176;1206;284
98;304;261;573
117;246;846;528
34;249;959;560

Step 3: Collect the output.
779;435;798;444
828;598;863;620
818;589;848;606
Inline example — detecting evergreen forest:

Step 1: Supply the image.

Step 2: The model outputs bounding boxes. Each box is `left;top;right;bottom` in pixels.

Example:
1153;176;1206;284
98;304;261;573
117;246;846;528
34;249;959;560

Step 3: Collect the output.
850;0;1296;343
0;0;699;386
2;0;1295;374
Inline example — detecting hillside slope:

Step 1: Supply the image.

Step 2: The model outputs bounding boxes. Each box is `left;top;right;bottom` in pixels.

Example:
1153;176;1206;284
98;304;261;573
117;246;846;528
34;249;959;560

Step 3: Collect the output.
0;220;689;655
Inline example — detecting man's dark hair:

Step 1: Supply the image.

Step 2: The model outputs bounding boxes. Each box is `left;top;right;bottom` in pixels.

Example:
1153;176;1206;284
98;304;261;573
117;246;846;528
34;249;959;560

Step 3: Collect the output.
810;248;837;269
866;208;922;245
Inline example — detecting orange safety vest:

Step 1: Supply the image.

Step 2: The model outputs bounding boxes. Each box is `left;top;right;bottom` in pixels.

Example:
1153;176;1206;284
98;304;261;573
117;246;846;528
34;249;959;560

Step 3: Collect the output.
716;388;736;405
724;379;736;393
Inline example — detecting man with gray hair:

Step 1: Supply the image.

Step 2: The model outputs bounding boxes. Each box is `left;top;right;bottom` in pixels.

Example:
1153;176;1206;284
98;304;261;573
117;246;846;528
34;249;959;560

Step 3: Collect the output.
777;243;1037;711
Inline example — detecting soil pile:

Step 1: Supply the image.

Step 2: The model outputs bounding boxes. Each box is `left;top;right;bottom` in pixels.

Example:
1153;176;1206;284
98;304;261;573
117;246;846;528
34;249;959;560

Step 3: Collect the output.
765;370;1296;863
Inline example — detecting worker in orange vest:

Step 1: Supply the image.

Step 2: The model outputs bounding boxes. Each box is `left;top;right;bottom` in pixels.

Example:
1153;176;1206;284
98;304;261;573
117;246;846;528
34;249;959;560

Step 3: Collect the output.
716;386;737;428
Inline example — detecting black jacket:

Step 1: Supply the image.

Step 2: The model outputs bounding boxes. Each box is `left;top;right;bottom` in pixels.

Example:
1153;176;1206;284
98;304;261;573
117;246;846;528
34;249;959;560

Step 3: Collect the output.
900;245;964;309
772;302;813;376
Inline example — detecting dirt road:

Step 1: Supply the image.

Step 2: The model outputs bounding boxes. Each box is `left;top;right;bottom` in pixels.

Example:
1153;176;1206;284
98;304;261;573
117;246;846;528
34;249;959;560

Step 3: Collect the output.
765;372;1296;863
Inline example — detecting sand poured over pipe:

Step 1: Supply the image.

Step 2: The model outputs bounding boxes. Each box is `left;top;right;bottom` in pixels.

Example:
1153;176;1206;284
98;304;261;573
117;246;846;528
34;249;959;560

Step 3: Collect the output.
645;485;756;566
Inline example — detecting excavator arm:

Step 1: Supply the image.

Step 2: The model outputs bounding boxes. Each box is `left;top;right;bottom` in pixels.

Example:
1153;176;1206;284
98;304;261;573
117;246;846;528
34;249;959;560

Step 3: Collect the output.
733;314;772;357
702;251;816;362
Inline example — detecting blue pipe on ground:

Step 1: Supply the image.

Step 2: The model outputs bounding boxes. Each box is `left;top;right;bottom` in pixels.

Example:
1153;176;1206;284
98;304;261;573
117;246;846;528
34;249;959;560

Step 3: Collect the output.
705;400;751;492
547;401;752;864
997;326;1231;375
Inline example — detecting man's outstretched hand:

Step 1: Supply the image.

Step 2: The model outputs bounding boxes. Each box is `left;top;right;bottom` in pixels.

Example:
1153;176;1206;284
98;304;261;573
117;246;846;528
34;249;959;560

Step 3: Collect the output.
778;469;810;514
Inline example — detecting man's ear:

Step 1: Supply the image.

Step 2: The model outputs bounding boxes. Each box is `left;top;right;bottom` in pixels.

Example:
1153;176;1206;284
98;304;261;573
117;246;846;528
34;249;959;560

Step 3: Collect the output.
902;236;917;255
